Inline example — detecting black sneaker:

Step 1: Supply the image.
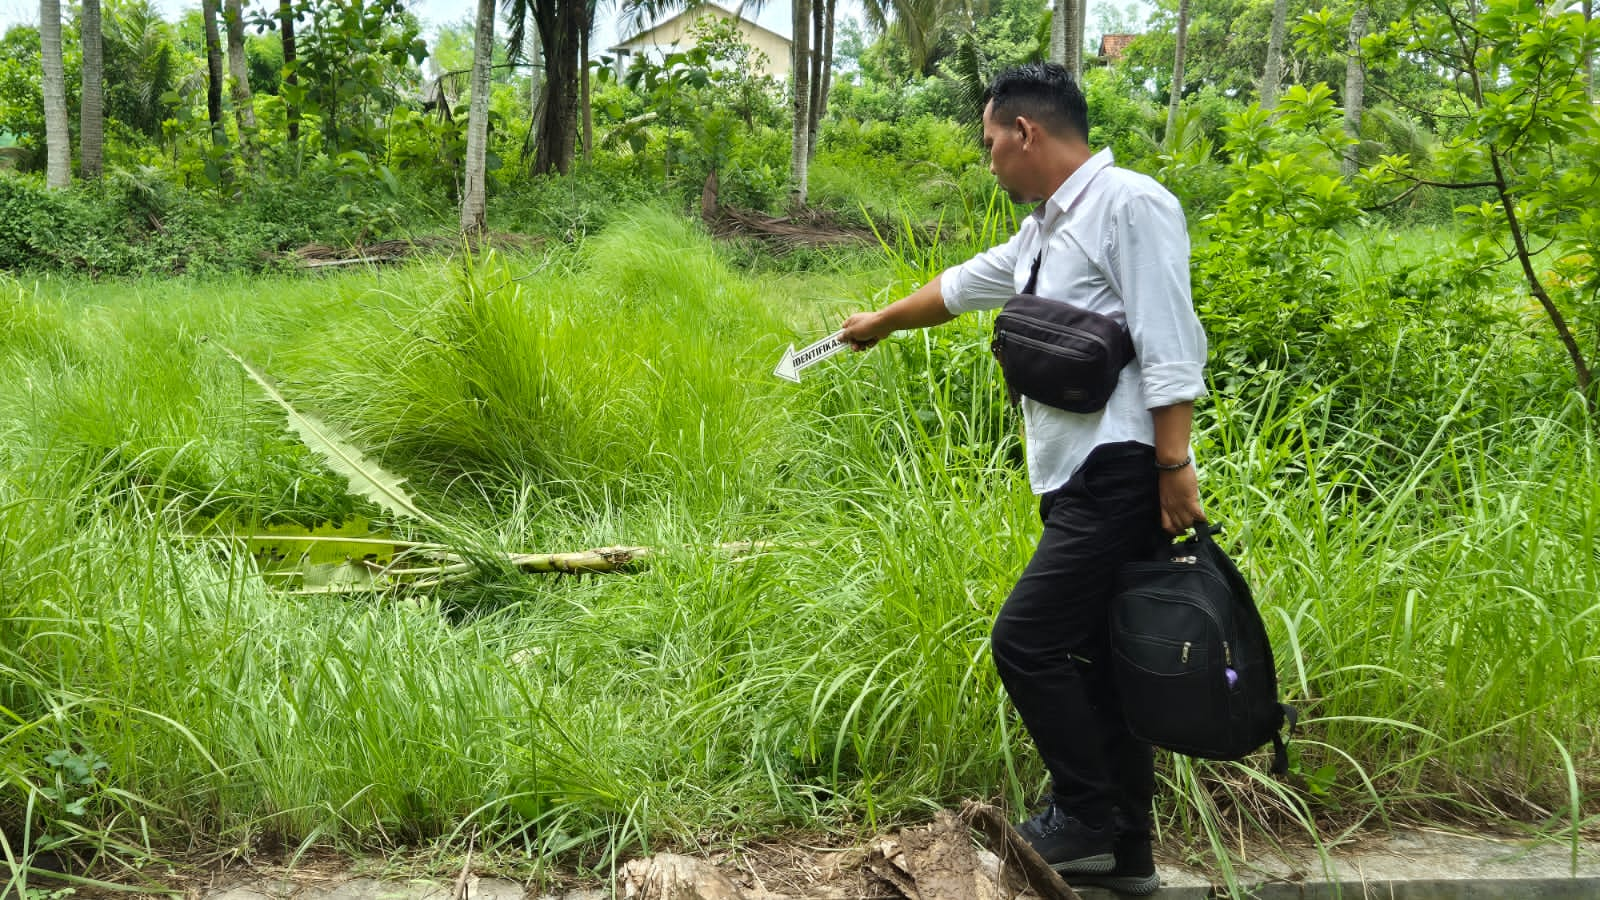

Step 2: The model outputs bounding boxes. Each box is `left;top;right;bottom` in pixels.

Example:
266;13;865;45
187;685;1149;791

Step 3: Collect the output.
1014;802;1115;874
1066;816;1160;895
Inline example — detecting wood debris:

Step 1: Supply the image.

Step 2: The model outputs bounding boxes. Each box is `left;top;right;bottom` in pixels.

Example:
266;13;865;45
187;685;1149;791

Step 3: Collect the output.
285;233;544;268
612;804;1083;900
619;853;746;900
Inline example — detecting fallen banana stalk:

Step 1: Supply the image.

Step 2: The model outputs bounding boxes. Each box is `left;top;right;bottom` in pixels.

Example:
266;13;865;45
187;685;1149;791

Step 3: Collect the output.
261;541;794;594
406;546;655;589
225;534;445;550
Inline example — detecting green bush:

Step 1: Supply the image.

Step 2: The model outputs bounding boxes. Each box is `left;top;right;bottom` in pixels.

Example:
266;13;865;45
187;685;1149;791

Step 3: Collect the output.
490;164;657;240
1084;66;1161;165
812;114;984;223
826;77;908;123
0;175;128;273
0;161;454;276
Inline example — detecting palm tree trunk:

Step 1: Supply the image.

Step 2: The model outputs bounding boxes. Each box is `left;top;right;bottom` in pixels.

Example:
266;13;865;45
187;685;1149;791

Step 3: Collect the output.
1050;0;1067;66
201;0;227;150
805;0;827;164
1165;0;1191;143
532;0;579;175
1066;0;1085;82
41;0;71;187
580;6;592;164
529;29;543;112
461;0;495;233
1261;0;1289;109
225;0;257;149
279;0;298;146
1584;0;1594;102
790;0;813;207
817;0;836;141
80;0;104;179
1341;6;1368;178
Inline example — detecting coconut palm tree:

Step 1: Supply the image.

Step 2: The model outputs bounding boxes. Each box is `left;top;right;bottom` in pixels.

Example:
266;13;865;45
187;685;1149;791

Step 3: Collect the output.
279;0;299;145
225;0;257;150
807;0;837;166
201;0;227;151
41;0;71;187
102;0;179;141
1049;0;1084;80
462;0;495;231
859;0;949;76
1341;5;1368;177
1586;0;1594;100
503;0;590;175
578;0;597;162
1165;0;1190;144
81;0;105;178
1260;0;1290;108
791;0;812;204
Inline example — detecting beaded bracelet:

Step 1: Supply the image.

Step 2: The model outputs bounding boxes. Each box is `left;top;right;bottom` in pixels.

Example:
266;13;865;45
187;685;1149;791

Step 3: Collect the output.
1155;455;1192;472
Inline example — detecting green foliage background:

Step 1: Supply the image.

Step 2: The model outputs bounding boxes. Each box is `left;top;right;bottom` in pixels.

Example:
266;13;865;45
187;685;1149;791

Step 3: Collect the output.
3;0;1600;889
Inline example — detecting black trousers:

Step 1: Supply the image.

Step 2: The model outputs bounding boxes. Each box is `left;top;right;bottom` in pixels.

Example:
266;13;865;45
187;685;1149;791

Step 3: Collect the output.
991;441;1163;830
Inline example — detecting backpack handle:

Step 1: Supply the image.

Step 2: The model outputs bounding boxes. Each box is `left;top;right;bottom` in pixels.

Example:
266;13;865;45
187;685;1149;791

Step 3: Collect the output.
1152;521;1220;559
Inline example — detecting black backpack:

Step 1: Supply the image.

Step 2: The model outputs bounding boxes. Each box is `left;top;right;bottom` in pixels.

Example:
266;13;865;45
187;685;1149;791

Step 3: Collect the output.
1110;523;1296;772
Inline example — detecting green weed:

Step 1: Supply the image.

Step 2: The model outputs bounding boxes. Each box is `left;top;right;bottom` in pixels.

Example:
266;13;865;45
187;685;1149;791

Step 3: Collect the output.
0;209;1595;888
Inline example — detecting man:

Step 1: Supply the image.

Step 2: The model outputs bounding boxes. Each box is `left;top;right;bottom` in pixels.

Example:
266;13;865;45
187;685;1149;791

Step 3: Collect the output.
839;63;1207;896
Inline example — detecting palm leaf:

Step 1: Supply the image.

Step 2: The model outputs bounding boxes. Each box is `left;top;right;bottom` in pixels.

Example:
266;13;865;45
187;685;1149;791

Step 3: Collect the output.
503;0;530;64
945;32;986;130
218;345;440;527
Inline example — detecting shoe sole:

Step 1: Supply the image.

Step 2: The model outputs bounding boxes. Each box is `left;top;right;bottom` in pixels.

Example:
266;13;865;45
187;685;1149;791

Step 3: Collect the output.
1048;852;1116;874
1069;871;1161;895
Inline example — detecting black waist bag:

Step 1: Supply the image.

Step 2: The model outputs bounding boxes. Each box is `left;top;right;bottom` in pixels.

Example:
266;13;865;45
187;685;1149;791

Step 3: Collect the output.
1110;523;1296;773
990;253;1135;414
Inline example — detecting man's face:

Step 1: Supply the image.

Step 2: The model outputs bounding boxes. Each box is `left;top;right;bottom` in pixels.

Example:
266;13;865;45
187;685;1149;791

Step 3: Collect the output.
982;101;1033;204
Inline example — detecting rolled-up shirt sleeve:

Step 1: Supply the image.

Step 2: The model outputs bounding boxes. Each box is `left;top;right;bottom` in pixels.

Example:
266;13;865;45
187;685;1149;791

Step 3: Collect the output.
1112;190;1208;409
940;228;1028;315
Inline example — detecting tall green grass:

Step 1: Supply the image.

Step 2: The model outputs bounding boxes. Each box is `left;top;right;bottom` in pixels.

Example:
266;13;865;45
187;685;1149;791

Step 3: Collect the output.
2;209;1596;890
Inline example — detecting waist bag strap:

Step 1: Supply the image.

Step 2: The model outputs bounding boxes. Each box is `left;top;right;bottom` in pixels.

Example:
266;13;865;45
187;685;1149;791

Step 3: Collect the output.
1271;704;1299;776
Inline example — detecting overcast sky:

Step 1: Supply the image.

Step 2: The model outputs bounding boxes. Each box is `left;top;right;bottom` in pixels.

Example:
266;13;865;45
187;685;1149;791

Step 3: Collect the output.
0;0;1148;71
0;0;795;59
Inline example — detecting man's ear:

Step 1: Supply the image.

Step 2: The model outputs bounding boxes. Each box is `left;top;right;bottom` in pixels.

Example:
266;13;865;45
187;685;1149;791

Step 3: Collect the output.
1014;116;1035;148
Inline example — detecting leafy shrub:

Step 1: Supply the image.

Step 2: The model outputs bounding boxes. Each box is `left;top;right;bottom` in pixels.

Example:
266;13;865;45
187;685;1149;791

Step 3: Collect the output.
812;114;983;222
0;175;128;273
1084;66;1161;165
0;161;451;277
490;164;656;240
826;77;908;123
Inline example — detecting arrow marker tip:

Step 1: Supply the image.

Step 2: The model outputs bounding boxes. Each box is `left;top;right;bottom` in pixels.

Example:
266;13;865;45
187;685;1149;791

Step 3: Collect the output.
774;345;800;383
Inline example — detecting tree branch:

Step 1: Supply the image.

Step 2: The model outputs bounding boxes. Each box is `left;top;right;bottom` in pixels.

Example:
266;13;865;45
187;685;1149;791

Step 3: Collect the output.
1361;181;1421;212
1389;172;1500;189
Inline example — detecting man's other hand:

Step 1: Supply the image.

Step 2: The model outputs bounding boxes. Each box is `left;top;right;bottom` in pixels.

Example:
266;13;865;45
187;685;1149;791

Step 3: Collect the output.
1158;464;1205;535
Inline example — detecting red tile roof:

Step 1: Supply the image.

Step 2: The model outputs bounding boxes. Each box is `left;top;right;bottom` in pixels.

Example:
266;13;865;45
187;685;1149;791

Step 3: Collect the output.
1098;33;1137;61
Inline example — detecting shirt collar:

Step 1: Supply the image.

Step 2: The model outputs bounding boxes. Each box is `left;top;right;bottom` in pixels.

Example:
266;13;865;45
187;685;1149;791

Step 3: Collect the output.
1032;147;1114;224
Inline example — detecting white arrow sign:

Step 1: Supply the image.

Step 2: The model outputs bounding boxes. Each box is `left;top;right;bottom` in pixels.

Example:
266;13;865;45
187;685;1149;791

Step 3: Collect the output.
774;332;850;383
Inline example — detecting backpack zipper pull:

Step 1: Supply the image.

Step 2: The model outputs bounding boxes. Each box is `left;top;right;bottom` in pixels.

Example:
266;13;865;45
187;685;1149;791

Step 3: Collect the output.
1224;642;1233;666
1181;641;1191;664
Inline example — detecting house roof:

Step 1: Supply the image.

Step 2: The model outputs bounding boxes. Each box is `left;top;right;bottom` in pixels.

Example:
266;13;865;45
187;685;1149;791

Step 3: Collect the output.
1098;33;1137;60
610;3;791;52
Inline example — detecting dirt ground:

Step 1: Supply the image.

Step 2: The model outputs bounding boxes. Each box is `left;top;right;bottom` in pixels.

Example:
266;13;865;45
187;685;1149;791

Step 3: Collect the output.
43;804;1098;900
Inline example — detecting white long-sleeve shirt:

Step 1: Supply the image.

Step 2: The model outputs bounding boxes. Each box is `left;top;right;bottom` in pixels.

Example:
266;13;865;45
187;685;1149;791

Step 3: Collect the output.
941;148;1208;494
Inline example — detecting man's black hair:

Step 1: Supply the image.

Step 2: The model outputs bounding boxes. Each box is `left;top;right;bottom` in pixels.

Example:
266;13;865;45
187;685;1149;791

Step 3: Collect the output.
983;63;1089;141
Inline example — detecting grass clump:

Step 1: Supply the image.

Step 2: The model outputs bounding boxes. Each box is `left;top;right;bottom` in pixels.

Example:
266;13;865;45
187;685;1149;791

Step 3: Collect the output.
1;207;1597;889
